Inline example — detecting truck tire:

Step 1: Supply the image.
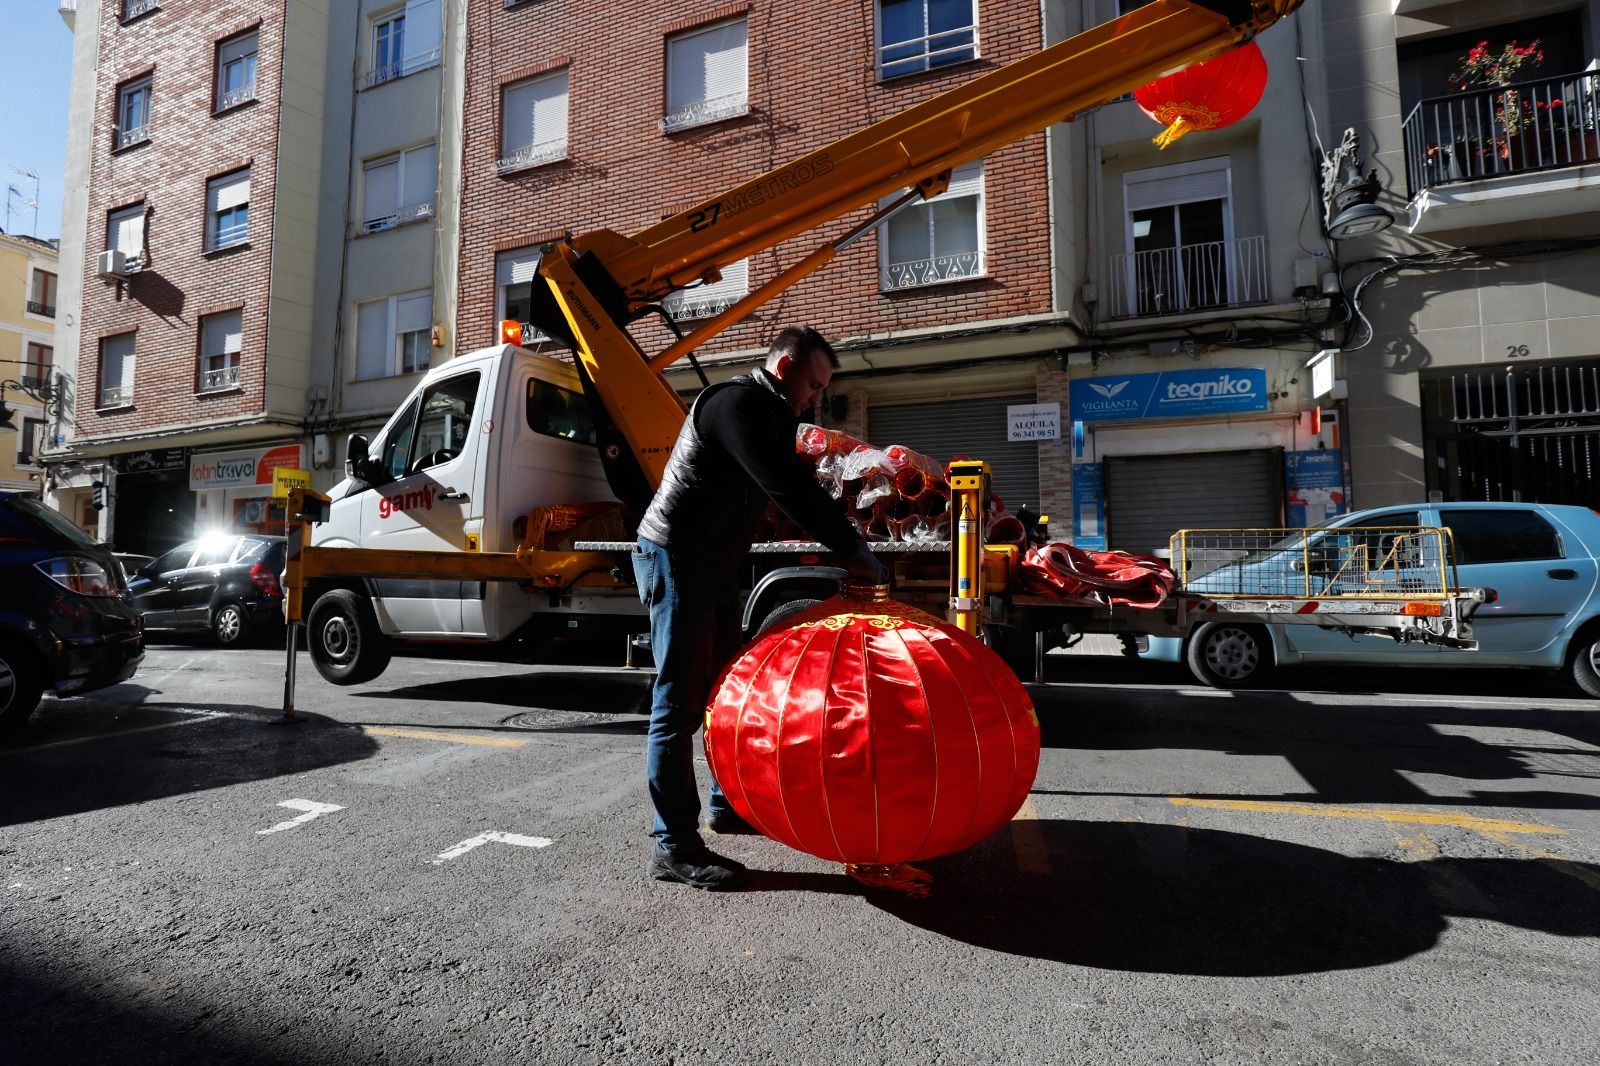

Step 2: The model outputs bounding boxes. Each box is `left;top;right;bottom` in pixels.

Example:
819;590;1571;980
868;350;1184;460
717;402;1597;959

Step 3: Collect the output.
1567;629;1600;699
306;589;391;686
1185;622;1269;688
758;598;821;636
0;642;45;736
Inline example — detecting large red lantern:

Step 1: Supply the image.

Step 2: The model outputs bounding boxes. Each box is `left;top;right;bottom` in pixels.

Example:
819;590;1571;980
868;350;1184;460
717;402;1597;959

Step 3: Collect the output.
705;586;1040;886
1134;40;1268;148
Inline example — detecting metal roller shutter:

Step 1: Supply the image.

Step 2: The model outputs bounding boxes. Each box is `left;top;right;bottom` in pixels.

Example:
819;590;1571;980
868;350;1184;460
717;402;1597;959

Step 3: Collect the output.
1106;448;1283;554
868;395;1041;512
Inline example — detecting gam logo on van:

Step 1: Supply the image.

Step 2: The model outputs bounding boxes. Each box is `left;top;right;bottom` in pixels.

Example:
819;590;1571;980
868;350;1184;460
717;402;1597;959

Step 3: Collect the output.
378;485;438;519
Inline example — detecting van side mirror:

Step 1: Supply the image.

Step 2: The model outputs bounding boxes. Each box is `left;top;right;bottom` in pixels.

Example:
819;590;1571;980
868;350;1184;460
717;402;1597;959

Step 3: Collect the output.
345;434;370;480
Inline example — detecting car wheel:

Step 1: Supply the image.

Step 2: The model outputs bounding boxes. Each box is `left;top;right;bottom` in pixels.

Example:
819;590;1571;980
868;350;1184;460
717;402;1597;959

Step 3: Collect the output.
757;598;821;637
0;643;45;736
212;602;252;646
1568;631;1600;699
306;589;391;685
1185;622;1270;688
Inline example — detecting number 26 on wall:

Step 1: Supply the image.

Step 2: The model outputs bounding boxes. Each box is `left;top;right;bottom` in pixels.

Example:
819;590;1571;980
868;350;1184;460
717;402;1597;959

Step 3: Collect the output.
1506;344;1532;358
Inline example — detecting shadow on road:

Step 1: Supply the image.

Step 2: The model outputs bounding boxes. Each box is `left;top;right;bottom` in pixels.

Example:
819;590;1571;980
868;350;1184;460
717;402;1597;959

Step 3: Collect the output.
0;700;379;828
1031;669;1600;811
868;820;1600;977
353;669;652;718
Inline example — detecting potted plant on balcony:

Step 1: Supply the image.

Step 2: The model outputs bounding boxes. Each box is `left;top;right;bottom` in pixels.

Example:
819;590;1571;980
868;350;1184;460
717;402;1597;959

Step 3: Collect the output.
1447;38;1546;167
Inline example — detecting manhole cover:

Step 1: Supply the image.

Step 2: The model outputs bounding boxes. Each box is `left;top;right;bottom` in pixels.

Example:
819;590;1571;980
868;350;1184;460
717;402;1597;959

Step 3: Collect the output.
502;708;632;729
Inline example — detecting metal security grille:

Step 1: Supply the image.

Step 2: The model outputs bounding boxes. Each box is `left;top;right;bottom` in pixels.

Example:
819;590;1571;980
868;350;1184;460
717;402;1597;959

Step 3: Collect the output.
1422;361;1600;504
867;395;1041;512
1106;448;1283;555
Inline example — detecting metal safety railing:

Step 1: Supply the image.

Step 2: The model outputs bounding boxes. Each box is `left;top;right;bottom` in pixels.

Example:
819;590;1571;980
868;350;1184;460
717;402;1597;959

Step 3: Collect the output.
1170;526;1459;600
1105;234;1268;319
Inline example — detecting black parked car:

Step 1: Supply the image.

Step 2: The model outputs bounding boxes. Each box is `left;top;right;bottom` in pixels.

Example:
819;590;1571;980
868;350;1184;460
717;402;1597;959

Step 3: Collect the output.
0;491;144;734
126;533;286;645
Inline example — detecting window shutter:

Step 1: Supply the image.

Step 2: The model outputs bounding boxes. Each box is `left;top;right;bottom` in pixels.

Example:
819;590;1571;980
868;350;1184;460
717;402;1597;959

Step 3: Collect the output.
402;0;441;61
496;249;541;289
402;144;438;207
109;209;145;257
364;158;399;222
202;311;243;356
395;291;432;335
503;71;566;155
219;32;256;66
531;70;568;149
669;19;747;113
1125;160;1230;212
356;300;391;380
209;171;251;213
102;334;135;390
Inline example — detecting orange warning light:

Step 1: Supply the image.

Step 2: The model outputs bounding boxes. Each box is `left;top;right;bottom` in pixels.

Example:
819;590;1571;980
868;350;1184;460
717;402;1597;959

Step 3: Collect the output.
1402;602;1444;617
500;320;525;346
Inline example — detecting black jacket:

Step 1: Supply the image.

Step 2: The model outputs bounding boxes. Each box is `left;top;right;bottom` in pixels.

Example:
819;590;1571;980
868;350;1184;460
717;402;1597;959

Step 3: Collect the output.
636;369;862;560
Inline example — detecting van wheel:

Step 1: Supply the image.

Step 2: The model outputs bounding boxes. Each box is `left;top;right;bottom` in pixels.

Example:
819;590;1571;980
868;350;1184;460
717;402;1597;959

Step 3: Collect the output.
0;643;45;736
212;602;251;646
306;590;391;685
1568;631;1600;699
758;598;821;636
1186;622;1269;688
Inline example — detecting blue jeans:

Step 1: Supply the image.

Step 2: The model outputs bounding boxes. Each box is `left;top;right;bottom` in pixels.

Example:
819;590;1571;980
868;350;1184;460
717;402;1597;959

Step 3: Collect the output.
633;537;741;853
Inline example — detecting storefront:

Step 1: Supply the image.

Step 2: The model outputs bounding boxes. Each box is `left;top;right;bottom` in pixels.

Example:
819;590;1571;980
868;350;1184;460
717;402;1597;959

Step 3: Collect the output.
867;393;1045;513
188;442;307;537
1067;360;1341;554
108;447;194;556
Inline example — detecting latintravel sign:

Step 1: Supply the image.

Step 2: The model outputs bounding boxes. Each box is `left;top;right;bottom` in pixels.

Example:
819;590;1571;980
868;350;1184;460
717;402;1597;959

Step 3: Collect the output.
1068;367;1269;424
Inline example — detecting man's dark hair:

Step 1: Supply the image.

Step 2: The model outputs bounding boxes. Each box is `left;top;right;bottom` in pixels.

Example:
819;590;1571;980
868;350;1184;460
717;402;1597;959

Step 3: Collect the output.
768;326;839;370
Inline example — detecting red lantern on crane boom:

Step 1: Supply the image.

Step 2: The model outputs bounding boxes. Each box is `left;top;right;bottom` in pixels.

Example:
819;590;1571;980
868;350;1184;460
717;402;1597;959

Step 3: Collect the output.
1134;40;1269;149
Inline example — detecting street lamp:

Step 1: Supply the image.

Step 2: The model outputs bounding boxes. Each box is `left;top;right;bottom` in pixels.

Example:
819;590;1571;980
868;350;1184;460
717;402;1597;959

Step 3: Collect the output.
1321;128;1395;241
0;376;60;431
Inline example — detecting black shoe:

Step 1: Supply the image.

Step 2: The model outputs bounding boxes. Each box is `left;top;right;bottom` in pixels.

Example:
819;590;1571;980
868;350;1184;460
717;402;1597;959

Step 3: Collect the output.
705;808;759;835
648;845;748;890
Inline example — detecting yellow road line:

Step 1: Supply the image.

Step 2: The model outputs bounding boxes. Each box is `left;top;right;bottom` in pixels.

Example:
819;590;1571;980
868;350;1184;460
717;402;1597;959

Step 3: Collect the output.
1170;797;1563;836
1;713;224;756
1010;798;1053;876
359;725;527;748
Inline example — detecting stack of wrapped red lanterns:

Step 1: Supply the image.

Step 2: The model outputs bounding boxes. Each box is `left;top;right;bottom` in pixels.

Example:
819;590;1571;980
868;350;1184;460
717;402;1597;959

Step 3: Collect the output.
760;424;1027;548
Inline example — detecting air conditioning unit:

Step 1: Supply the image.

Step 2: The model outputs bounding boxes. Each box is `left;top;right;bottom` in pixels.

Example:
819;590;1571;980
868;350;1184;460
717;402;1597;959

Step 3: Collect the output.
96;249;129;280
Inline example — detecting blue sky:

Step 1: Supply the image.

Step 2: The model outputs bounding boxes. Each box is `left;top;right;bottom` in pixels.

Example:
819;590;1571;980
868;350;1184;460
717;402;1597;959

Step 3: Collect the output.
0;4;74;240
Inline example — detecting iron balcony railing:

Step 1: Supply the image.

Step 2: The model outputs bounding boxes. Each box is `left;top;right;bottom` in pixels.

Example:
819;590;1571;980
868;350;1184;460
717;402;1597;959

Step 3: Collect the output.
199;364;242;392
116;125;150;150
879;25;977;79
1106;234;1268;319
362;47;442;89
495;139;566;173
218;83;256;110
660;93;749;133
99;384;133;408
122;0;157;21
881;251;983;291
1403;69;1600;197
26;300;55;318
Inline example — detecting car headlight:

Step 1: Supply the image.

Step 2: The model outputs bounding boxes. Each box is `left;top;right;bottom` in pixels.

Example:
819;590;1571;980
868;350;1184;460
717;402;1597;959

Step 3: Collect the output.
36;556;121;598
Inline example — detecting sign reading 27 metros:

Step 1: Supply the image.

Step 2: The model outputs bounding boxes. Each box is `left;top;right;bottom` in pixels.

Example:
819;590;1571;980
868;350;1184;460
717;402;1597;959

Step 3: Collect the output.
1068;367;1269;424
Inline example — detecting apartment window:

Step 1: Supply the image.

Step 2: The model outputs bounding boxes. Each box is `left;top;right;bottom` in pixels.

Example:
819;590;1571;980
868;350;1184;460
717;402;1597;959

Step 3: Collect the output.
365;0;441;88
216;30;259;111
498;69;568;172
662;17;748;133
99;333;136;409
107;204;146;266
24;343;52;390
27;270;57;318
116;75;152;149
879;160;983;290
356;290;432;380
207;169;250;251
17;417;46;467
663;259;749;320
198;309;244;393
122;0;158;23
1112;157;1265;317
877;0;976;80
362;143;437;232
495;248;553;342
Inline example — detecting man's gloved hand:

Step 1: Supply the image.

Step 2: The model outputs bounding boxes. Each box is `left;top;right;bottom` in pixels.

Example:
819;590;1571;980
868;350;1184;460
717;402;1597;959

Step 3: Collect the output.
846;542;890;586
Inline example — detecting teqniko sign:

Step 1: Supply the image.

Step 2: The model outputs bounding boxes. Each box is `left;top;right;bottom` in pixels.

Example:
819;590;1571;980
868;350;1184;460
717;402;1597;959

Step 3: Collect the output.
189;444;305;491
1068;367;1269;424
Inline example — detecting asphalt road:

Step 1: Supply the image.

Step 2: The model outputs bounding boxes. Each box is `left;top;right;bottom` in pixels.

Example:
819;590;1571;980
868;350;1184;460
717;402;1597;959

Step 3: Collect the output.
4;639;1599;1065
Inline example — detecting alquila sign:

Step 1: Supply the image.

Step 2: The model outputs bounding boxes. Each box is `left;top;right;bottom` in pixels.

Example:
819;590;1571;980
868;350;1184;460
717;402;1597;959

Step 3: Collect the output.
1068;367;1269;424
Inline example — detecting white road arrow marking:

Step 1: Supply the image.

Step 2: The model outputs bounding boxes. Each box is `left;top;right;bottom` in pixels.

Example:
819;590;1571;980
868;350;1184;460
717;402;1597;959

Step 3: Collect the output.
257;799;345;835
426;831;553;865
